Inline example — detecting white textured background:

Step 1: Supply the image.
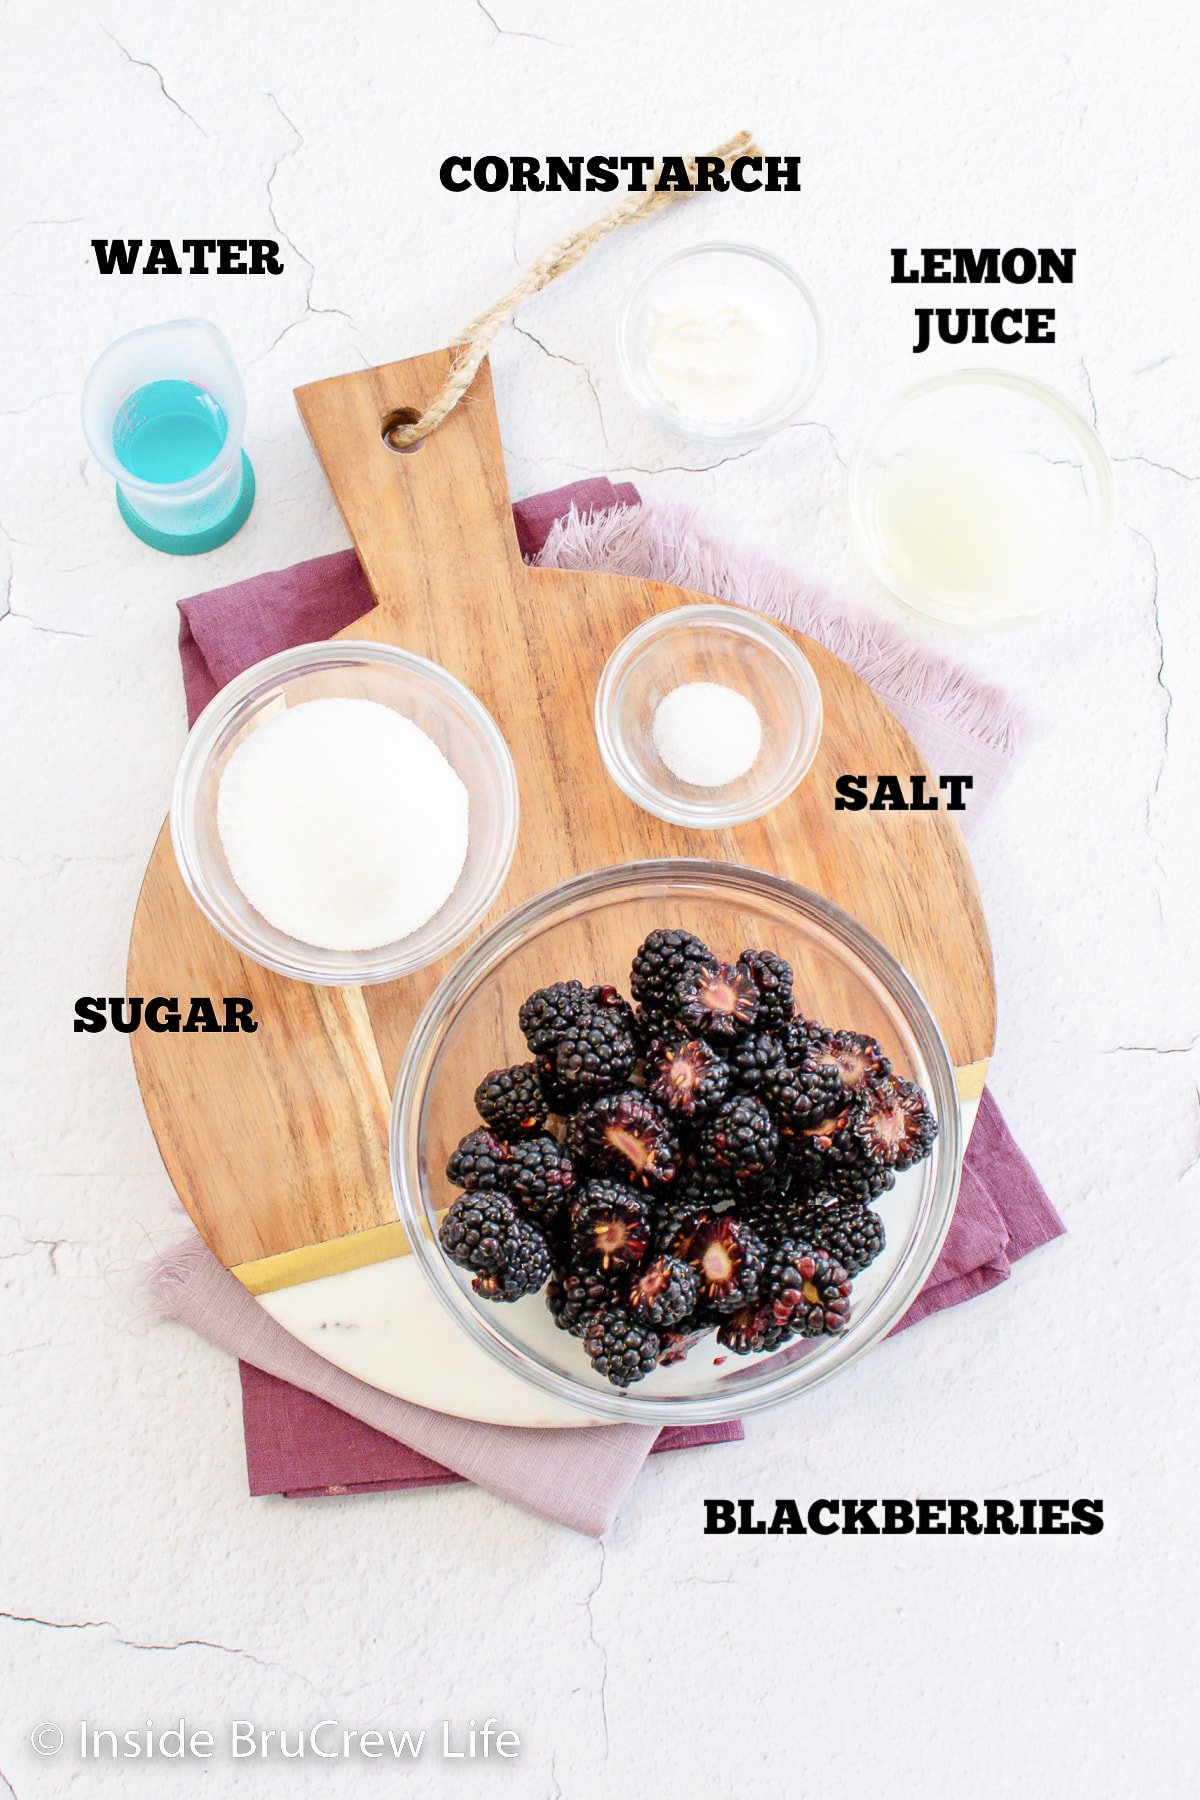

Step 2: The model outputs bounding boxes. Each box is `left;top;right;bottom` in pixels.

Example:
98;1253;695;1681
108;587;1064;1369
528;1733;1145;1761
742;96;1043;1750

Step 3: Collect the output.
3;0;1197;1794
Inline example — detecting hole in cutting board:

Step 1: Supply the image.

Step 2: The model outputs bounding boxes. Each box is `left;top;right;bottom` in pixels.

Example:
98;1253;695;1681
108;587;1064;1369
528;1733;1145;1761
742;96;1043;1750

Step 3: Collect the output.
381;407;424;454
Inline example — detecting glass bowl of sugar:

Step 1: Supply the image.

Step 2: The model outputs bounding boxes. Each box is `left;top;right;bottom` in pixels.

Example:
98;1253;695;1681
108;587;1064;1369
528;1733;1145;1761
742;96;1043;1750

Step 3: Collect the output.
849;368;1115;628
594;603;823;830
170;641;519;985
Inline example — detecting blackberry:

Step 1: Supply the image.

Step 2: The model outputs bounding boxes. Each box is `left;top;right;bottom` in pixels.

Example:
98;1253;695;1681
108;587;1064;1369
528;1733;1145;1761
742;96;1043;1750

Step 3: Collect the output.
762;1048;844;1138
807;1028;891;1098
789;1197;885;1276
446;1128;574;1223
817;1161;897;1206
472;1220;553;1302
700;1094;779;1184
503;1134;576;1222
566;1090;682;1190
518;979;589;1057
716;1301;790;1356
672;960;759;1041
630;928;714;1018
726;1030;786;1094
741;1179;812;1245
625;1254;699;1328
474;1063;547;1136
651;1184;710;1255
439;1191;521;1277
738;948;795;1033
767;1241;853;1337
646;1037;730;1118
853;1075;938;1170
782;1105;871;1194
552;1006;638;1103
673;1212;767;1313
445;1127;510;1193
569;1179;653;1270
583;1306;661;1387
672;1158;742;1216
547;1263;618;1336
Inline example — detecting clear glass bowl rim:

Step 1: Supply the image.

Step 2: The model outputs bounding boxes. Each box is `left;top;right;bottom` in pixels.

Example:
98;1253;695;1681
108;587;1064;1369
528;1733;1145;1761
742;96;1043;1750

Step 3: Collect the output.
847;365;1117;629
391;857;963;1425
169;638;520;986
615;240;827;445
593;603;824;829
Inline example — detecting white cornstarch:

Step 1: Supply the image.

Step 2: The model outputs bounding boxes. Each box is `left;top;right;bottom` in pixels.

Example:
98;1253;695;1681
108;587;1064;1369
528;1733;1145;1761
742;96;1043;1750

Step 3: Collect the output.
643;291;792;426
651;681;763;789
217;697;469;952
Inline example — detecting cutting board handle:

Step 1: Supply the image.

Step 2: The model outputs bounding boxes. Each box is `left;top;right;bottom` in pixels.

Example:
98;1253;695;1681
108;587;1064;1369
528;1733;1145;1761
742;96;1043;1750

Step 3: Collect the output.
296;348;523;630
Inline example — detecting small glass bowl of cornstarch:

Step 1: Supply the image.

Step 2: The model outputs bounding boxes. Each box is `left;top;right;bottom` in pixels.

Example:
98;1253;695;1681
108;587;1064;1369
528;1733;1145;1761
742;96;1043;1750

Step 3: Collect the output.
594;604;822;830
171;641;518;984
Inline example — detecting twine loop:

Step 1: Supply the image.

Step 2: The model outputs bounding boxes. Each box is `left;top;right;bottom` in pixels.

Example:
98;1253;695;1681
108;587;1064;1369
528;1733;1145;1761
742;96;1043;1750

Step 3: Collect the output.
387;130;763;449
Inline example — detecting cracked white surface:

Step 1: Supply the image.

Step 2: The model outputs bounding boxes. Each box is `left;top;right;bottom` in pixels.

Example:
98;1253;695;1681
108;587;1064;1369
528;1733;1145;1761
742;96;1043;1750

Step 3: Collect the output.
2;1;1198;1795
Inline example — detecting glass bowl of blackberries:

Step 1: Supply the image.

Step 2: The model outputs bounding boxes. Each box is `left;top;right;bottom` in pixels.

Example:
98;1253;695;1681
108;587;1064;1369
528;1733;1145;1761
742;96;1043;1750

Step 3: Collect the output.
391;860;960;1423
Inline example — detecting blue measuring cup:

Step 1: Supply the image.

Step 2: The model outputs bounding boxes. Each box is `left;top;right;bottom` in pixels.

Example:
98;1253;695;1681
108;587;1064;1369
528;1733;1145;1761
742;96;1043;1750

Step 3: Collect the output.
81;319;255;555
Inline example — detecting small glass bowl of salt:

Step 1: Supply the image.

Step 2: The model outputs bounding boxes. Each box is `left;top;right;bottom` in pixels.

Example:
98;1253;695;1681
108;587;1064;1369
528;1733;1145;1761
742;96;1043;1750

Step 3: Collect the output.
594;604;822;830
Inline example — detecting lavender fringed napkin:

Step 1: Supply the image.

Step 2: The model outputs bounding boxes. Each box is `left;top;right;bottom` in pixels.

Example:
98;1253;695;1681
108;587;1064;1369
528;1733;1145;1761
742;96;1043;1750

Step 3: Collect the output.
158;477;1064;1535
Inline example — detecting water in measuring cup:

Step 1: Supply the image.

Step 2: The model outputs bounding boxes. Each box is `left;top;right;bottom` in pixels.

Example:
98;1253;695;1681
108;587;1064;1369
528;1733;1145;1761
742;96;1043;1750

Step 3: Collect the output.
111;378;227;483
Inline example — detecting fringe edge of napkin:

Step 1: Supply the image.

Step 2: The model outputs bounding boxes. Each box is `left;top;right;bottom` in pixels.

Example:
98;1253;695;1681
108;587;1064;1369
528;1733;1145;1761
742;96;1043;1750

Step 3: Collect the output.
533;498;1029;764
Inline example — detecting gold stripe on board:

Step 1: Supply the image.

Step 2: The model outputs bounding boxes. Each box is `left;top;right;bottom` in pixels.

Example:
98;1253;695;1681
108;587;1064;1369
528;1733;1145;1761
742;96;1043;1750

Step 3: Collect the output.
232;1220;411;1295
954;1059;989;1104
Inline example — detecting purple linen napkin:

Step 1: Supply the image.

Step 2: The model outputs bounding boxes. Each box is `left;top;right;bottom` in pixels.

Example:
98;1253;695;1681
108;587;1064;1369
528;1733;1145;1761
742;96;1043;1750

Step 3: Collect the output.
239;1360;743;1501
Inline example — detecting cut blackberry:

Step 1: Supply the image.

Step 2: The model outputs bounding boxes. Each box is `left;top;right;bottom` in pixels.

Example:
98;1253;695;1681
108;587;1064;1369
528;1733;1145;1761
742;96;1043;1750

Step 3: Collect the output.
716;1301;790;1356
762;1048;844;1138
518;979;589;1056
767;1241;853;1337
726;1030;786;1094
807;1028;891;1098
646;1036;730;1118
552;1006;638;1103
673;1212;768;1313
700;1094;779;1183
569;1179;653;1270
673;961;759;1041
439;1191;521;1277
738;948;795;1033
472;1220;553;1302
625;1254;699;1328
630;928;714;1017
565;1089;682;1190
789;1197;885;1276
547;1263;618;1336
582;1306;661;1387
445;1127;510;1193
474;1063;547;1136
853;1075;938;1170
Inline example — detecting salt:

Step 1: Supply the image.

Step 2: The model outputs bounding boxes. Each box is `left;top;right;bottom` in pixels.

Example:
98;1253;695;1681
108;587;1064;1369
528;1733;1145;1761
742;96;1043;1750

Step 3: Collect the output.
217;697;469;952
651;681;762;789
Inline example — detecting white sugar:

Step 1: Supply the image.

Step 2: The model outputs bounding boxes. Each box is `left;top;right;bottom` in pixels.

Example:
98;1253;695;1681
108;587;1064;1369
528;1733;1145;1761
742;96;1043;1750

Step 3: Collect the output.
217;697;469;952
651;681;762;789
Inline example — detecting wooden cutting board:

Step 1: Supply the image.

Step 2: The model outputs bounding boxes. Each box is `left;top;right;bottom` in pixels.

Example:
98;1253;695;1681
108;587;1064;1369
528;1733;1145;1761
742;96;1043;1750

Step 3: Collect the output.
127;347;995;1295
